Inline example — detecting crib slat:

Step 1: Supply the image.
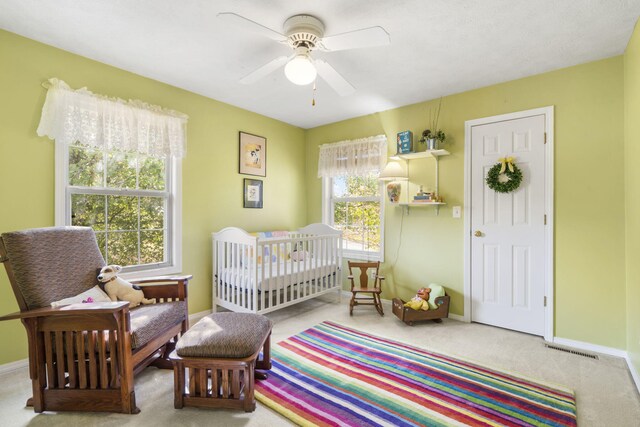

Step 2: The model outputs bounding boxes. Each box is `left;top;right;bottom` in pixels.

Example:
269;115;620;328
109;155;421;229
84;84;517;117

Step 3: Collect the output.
275;241;281;308
304;236;310;297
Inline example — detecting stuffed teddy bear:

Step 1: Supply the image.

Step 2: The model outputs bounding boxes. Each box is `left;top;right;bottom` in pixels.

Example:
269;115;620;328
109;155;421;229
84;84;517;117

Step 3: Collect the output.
404;287;431;311
97;265;156;308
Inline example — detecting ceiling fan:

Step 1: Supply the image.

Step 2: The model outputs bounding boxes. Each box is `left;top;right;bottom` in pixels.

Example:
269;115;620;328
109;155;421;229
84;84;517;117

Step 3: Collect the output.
218;12;390;96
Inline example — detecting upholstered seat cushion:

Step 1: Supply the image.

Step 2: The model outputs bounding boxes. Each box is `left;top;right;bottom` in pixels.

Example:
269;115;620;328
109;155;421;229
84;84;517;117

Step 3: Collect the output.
130;301;186;349
176;313;272;358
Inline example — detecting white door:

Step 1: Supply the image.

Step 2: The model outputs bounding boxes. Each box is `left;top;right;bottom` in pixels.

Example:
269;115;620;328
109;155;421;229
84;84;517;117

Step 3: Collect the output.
470;114;547;336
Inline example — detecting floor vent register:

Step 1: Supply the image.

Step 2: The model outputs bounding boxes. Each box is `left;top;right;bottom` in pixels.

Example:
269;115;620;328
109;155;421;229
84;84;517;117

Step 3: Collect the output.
545;344;599;360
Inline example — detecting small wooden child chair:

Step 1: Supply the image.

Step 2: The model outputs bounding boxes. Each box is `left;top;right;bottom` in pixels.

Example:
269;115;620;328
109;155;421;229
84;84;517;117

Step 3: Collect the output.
347;261;384;316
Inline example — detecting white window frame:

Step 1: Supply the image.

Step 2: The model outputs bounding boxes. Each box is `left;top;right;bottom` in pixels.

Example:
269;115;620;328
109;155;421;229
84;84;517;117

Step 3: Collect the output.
54;140;182;278
322;176;385;262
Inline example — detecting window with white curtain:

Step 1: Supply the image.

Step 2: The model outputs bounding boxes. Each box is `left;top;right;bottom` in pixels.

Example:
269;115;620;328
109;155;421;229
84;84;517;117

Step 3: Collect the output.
319;135;387;261
37;78;187;275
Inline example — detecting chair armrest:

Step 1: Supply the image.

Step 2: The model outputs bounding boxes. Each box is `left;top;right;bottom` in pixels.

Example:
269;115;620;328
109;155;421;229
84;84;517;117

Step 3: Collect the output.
0;301;129;321
129;275;191;301
128;274;192;285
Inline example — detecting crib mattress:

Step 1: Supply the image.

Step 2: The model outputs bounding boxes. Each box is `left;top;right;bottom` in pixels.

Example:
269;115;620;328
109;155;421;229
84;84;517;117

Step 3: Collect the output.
217;259;340;291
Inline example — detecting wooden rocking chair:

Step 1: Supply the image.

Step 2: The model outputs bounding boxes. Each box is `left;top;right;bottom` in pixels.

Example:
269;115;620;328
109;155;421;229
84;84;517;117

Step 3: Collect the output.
347;261;384;316
0;227;191;414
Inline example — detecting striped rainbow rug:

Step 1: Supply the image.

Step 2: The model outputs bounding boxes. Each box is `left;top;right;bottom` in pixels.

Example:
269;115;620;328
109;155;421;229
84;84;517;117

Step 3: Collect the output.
255;321;577;426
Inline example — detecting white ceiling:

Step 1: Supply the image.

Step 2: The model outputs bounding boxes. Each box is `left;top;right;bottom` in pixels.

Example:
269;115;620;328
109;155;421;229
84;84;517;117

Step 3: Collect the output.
1;0;639;129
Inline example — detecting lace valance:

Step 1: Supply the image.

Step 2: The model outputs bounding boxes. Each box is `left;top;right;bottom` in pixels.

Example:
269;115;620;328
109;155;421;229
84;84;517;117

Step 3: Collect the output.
36;78;188;158
317;135;387;178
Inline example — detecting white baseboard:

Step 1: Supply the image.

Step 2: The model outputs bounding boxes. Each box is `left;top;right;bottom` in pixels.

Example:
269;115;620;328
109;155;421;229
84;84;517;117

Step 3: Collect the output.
625;354;640;394
552;337;627;358
0;358;28;377
448;313;465;321
189;309;212;326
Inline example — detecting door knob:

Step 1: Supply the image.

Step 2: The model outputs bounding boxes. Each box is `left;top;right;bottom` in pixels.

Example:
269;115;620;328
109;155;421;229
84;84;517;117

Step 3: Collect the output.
474;230;483;237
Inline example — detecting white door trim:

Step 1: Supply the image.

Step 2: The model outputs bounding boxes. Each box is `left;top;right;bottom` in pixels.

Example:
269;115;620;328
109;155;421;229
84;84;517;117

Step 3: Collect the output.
463;106;555;341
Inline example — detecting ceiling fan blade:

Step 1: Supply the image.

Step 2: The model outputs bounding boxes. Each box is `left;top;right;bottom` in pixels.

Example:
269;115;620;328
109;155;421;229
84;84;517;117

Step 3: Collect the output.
239;55;290;84
321;26;390;52
315;59;355;96
217;12;287;42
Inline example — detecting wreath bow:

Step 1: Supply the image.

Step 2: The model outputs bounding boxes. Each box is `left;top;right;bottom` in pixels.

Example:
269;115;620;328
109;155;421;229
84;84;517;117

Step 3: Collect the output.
499;156;515;174
486;157;523;193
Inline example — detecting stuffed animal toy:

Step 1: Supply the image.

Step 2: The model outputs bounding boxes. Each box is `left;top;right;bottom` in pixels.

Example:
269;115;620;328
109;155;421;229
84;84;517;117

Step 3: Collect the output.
97;265;156;308
404;287;431;311
417;287;431;301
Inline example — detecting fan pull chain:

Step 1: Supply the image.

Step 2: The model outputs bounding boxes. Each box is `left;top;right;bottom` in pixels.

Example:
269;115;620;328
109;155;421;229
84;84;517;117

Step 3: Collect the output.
312;80;317;106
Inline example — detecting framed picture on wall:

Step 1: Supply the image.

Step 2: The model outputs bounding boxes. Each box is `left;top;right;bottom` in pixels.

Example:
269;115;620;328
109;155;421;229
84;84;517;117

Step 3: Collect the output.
243;178;263;208
239;131;266;177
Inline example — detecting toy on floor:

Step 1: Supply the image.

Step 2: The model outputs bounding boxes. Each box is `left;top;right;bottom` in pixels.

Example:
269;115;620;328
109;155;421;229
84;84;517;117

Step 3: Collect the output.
393;283;450;326
404;287;431;311
97;264;156;308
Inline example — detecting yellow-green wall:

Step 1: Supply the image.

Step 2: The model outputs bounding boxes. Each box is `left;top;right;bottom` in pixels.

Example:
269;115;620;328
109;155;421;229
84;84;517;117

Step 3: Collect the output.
625;22;640;377
0;26;636;365
305;57;627;349
0;30;307;365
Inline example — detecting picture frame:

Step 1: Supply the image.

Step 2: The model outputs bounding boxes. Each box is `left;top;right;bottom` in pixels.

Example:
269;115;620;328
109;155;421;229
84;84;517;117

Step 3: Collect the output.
239;131;266;177
243;178;263;209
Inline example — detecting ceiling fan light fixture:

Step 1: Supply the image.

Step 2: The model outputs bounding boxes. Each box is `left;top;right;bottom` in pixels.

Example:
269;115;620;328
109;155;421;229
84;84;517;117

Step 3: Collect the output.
284;48;317;85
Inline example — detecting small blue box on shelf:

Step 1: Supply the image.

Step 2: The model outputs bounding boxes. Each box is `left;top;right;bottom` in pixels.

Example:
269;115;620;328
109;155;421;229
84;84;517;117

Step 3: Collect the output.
396;131;413;154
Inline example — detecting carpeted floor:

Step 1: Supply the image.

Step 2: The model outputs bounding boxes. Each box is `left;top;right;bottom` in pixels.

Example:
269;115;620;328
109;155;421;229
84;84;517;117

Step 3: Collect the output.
1;295;639;426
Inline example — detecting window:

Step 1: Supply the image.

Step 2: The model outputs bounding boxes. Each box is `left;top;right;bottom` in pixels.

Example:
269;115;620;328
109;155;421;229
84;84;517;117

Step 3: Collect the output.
56;141;182;275
323;172;384;261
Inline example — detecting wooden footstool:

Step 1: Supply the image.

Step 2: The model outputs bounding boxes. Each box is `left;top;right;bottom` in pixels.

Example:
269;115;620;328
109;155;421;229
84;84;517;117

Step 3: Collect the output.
169;312;272;412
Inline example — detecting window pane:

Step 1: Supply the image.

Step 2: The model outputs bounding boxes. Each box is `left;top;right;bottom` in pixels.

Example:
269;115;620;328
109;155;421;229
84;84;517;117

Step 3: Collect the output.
334;174;379;197
69;146;103;187
332;177;348;198
141;230;164;264
139;156;166;190
334;201;347;224
71;194;106;231
140;197;164;230
332;199;380;254
343;225;365;251
107;195;138;231
107;231;139;266
95;231;107;261
107;152;137;189
360;201;380;252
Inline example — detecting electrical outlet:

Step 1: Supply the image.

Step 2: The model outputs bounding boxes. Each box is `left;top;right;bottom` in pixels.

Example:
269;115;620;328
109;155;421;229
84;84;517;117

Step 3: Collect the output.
452;206;461;218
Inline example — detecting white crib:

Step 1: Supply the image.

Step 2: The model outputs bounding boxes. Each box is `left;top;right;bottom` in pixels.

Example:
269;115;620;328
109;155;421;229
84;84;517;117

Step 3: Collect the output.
212;223;343;314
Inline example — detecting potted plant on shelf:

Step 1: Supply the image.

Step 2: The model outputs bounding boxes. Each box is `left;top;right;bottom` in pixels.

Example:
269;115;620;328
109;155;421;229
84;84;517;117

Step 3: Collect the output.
419;97;446;150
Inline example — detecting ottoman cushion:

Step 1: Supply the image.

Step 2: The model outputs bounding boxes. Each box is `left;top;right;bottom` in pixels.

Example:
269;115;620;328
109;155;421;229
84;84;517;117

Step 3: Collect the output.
176;312;272;358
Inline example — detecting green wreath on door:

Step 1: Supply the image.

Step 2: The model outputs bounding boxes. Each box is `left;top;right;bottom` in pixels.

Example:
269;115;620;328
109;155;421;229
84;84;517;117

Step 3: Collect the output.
485;157;523;193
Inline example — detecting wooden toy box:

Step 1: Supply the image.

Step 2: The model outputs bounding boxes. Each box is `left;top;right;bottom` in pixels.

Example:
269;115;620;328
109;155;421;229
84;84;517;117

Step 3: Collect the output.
392;294;450;326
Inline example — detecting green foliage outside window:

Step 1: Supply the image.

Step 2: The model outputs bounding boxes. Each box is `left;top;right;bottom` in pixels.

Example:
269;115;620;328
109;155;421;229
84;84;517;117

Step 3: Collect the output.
69;144;167;267
332;174;381;252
